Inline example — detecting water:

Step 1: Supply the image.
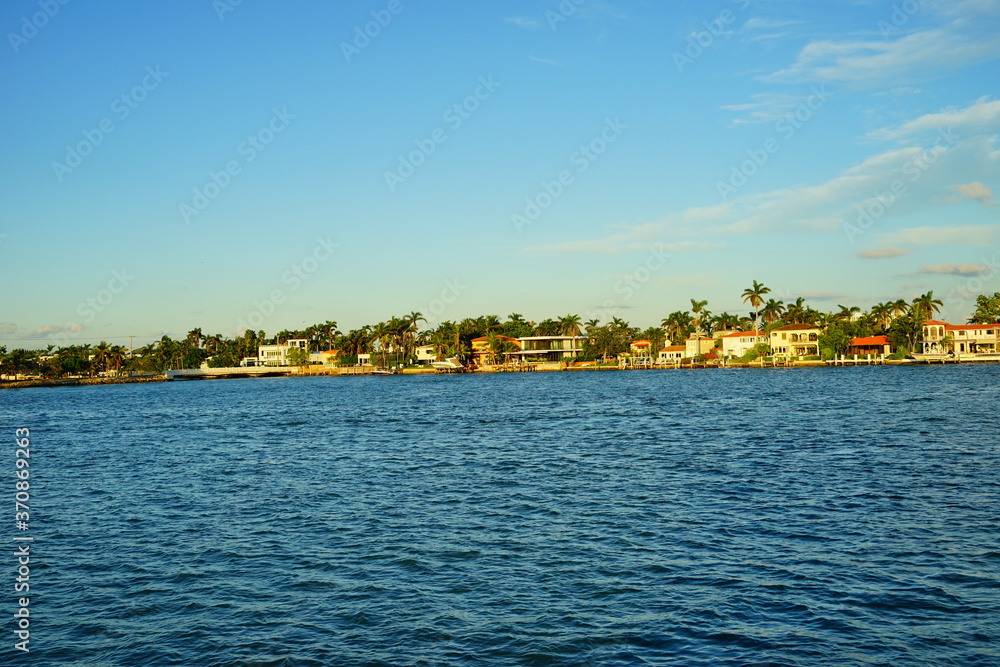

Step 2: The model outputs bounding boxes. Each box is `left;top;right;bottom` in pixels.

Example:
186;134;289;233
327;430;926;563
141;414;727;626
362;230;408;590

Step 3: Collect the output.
2;365;998;666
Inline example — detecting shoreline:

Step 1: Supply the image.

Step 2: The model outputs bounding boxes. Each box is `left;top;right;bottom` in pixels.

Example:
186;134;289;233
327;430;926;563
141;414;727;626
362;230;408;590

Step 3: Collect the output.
2;357;997;390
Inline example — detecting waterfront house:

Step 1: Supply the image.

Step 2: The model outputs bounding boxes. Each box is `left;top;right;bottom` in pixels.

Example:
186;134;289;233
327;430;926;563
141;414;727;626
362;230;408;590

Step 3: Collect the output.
846;336;891;356
720;331;765;359
629;340;652;357
920;320;949;354
310;349;341;365
657;345;685;364
258;338;309;366
415;344;437;365
685;336;715;358
471;336;521;366
511;335;586;363
769;324;821;358
921;320;999;355
946;323;999;354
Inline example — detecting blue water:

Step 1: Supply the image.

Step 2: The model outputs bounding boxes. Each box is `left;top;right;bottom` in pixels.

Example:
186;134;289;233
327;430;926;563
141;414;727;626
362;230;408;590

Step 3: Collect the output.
2;365;999;666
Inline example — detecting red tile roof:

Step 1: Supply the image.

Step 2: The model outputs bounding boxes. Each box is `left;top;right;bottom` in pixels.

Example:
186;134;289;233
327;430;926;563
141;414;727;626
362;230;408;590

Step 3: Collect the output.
924;320;949;326
721;330;764;338
850;335;889;346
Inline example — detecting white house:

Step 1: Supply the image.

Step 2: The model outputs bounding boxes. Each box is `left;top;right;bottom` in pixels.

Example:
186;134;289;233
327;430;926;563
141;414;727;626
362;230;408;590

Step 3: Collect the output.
258;338;309;366
415;344;437;365
657;345;685;364
720;331;765;358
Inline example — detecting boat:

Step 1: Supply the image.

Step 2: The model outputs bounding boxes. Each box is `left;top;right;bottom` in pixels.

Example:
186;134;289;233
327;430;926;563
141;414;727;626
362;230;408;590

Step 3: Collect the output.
370;369;397;375
431;357;464;372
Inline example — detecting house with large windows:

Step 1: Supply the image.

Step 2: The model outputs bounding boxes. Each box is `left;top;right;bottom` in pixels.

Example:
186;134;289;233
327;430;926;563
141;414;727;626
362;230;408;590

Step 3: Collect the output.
769;324;820;358
258;338;309;367
471;336;521;366
511;335;586;363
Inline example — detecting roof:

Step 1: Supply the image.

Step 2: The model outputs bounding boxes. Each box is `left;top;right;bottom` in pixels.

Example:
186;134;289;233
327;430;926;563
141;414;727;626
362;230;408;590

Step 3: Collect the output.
471;335;517;343
721;330;764;338
659;345;686;352
924;320;949;326
945;324;998;331
632;340;651;346
771;323;820;331
849;335;889;346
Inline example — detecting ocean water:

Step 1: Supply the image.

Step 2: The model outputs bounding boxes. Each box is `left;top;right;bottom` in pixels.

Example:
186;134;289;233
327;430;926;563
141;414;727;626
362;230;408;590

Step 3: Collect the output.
2;365;999;666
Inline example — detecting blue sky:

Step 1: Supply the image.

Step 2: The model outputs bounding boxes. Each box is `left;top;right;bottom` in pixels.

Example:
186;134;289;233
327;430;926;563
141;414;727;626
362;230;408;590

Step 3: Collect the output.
1;0;998;347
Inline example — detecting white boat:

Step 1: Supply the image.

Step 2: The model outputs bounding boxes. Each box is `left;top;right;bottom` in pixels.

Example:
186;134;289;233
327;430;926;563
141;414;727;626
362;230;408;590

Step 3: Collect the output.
431;357;464;371
370;369;397;375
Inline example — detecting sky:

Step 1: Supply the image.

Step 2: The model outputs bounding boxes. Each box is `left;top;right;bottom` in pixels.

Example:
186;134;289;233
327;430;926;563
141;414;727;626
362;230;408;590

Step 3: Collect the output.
1;0;998;348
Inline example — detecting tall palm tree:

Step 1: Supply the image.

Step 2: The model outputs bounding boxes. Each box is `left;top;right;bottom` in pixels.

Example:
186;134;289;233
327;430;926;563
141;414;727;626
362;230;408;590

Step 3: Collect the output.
785;297;807;324
836;304;861;322
742;280;770;330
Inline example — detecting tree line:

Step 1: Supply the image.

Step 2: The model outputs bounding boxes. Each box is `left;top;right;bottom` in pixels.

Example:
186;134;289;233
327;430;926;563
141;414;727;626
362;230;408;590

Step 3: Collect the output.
3;287;998;378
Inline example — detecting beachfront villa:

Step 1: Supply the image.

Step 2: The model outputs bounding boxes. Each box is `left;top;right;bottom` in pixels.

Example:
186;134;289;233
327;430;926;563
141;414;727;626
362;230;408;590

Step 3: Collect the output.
509;335;587;363
770;324;821;358
720;331;765;358
309;349;341;365
258;338;309;366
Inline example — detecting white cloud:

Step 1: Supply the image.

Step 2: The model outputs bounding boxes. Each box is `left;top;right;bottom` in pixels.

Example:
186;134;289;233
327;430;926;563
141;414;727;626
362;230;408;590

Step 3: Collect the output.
869;97;1000;141
920;263;990;276
878;224;1000;246
858;246;912;258
762;2;1000;85
954;180;995;204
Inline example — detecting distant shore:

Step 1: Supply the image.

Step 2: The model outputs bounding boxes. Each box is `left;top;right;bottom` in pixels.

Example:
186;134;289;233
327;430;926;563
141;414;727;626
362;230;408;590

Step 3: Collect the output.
4;356;997;390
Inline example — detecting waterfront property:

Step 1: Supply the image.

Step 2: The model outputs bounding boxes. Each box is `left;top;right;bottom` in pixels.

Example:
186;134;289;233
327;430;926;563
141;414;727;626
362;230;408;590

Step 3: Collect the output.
846;335;891;357
471;335;522;366
921;320;1000;356
685;336;715;358
770;323;821;358
657;345;685;364
509;335;587;363
258;338;309;366
720;330;765;359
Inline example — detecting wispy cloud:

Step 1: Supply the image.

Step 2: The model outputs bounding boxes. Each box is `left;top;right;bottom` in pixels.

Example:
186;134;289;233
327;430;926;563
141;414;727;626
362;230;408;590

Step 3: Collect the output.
858;246;911;259
528;56;561;66
877;224;1000;246
504;17;541;29
920;262;991;276
868;96;1000;141
762;2;1000;85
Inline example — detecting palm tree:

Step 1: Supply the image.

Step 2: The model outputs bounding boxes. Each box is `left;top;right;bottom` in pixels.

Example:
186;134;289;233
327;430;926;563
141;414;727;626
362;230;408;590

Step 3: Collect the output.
742;280;770;330
689;299;709;333
92;341;112;374
760;299;785;325
559;314;582;337
784;297;807;324
185;328;204;348
835;304;861;322
911;291;943;321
